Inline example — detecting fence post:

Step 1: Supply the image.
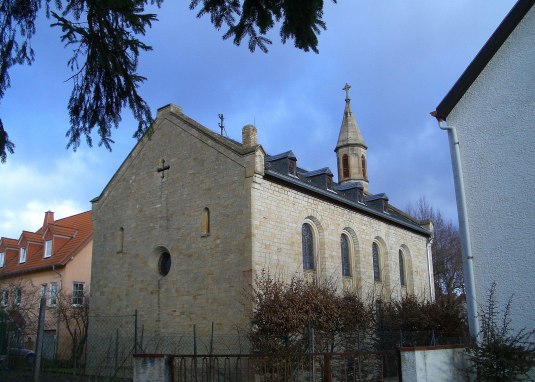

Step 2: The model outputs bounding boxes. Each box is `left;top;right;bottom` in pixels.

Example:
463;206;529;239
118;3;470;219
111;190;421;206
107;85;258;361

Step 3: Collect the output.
134;310;138;353
323;353;332;382
34;290;46;382
115;328;119;373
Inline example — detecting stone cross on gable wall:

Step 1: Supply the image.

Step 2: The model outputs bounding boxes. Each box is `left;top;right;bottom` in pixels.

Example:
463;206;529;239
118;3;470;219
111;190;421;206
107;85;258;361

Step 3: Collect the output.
157;159;170;179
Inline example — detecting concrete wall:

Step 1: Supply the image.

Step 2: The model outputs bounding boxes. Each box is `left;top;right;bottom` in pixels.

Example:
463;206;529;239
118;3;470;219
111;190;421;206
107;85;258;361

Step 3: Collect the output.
447;6;535;332
251;176;433;301
400;346;471;381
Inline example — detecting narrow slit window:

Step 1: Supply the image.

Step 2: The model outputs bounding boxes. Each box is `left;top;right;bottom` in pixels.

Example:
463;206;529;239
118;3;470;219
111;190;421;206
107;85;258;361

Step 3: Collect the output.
201;208;210;236
399;249;406;287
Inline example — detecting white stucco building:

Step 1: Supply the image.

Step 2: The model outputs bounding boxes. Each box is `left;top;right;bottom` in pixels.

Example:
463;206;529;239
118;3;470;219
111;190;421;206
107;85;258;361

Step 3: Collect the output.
433;0;535;334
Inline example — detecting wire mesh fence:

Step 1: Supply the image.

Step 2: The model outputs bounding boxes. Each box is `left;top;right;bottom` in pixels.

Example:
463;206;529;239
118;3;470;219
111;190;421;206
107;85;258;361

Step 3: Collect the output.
1;306;470;382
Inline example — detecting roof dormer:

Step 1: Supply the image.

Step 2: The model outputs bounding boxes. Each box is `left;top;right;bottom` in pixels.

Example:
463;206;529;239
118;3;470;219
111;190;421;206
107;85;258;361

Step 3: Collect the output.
365;193;389;213
335;182;365;203
300;167;334;191
265;151;298;177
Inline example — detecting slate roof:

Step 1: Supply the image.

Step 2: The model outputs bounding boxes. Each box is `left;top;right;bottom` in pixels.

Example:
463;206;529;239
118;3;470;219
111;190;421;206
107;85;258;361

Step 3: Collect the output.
434;0;535;120
264;153;430;236
0;211;92;277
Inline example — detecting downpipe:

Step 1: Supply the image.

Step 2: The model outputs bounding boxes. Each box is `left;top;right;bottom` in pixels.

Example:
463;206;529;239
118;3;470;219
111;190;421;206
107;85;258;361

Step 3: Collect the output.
438;119;480;342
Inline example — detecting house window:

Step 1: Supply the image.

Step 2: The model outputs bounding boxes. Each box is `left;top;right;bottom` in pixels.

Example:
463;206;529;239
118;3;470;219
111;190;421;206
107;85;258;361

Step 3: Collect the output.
372;242;381;282
19;247;26;263
0;252;4;267
201;208;210;236
40;284;47;298
49;283;58;306
302;223;315;270
44;240;52;258
342;154;349;178
14;288;21;306
361;155;367;178
72;282;85;306
399;249;406;287
1;290;8;307
340;234;351;277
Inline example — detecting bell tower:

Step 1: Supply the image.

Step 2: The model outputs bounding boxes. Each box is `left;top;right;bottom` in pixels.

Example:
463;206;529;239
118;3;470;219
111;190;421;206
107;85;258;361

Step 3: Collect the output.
335;83;368;191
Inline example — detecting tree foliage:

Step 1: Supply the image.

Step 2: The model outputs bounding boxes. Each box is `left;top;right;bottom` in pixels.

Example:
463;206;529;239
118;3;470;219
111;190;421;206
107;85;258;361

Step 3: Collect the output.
406;197;464;301
467;282;535;381
0;0;335;162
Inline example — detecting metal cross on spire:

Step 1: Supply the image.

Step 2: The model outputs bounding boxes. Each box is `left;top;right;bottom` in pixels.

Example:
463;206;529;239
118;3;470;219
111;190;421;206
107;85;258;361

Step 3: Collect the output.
343;83;351;102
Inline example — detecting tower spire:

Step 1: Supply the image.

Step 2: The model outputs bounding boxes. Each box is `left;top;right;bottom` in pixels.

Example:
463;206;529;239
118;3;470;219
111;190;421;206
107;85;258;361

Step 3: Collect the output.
335;83;369;190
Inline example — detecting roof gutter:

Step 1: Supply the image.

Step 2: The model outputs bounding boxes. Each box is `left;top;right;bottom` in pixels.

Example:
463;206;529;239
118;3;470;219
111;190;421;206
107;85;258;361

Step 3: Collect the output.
434;115;480;342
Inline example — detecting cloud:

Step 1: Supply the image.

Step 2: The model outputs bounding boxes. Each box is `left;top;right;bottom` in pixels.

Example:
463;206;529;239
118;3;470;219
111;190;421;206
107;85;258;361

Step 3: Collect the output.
0;150;110;238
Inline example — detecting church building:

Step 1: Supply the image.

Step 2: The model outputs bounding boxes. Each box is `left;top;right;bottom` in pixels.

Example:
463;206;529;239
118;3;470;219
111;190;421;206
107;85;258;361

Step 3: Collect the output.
88;86;434;349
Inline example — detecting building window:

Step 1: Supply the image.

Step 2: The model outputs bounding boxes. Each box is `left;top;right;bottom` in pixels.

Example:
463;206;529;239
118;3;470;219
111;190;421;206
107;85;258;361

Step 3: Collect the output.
399;249;406;287
340;234;351;277
0;252;4;267
342;154;349;178
372;242;381;282
49;283;58;306
201;208;210;236
361;155;367;178
19;247;26;263
1;290;8;307
289;159;296;175
302;223;315;270
40;284;47;298
158;252;171;276
116;227;124;254
14;288;21;306
44;240;52;258
72;282;85;306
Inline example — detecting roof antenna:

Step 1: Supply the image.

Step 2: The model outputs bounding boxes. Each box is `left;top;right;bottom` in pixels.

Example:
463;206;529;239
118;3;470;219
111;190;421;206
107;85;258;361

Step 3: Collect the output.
218;114;227;136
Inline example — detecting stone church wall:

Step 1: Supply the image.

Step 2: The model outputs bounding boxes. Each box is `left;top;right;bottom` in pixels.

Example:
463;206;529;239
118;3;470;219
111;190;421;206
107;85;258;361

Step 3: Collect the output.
90;108;255;351
250;175;433;301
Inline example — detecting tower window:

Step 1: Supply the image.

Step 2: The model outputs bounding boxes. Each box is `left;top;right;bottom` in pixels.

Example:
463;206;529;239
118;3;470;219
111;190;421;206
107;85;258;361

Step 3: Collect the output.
361;155;367;179
342;155;349;178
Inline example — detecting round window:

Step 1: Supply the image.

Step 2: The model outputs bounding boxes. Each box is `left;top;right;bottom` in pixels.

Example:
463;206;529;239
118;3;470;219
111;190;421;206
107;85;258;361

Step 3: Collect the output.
158;251;171;276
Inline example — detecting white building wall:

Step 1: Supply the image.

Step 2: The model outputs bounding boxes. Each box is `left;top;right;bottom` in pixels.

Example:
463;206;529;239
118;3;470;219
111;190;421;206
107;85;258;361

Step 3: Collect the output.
447;6;535;331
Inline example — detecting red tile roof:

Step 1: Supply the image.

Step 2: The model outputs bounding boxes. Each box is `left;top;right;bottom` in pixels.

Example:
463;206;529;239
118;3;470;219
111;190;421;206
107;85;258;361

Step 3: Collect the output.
0;211;92;277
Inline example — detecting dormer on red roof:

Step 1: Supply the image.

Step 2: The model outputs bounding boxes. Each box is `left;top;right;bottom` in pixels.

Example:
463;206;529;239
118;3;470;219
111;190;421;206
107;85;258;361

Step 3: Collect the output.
0;210;92;276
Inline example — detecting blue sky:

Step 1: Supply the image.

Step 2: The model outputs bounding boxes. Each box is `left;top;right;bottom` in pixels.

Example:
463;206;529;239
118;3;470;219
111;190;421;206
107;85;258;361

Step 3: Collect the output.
0;1;517;238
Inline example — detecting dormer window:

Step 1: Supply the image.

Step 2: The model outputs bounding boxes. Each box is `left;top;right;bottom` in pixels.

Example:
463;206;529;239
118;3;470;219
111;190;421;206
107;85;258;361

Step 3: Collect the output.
357;188;364;203
289;159;296;176
44;240;52;258
326;176;333;190
19;247;26;263
0;252;4;267
382;199;389;212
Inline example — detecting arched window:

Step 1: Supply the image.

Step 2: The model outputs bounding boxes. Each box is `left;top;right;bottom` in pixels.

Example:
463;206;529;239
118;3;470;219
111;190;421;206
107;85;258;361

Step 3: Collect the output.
372;242;381;282
340;234;351;277
302;223;315;270
342;154;349;178
361;155;367;178
399;249;406;287
201;208;210;236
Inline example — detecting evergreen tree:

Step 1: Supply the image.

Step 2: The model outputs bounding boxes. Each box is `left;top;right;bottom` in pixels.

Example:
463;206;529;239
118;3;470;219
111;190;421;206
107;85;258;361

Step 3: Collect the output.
0;0;335;162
